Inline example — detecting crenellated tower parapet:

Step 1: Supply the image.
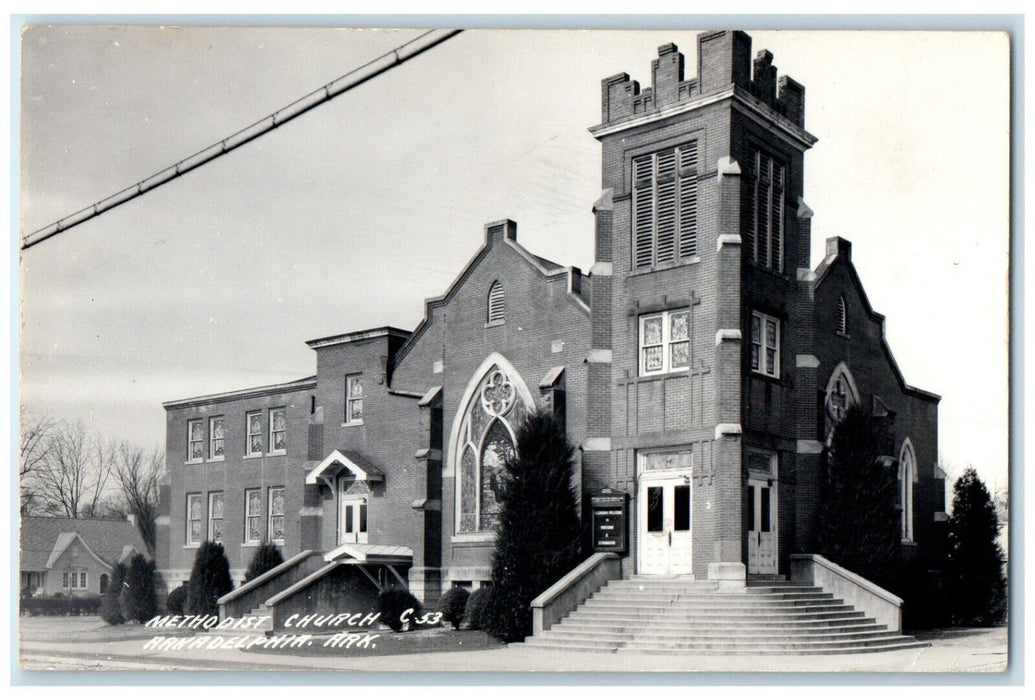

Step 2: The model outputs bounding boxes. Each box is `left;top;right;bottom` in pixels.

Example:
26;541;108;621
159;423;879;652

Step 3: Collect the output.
599;31;808;130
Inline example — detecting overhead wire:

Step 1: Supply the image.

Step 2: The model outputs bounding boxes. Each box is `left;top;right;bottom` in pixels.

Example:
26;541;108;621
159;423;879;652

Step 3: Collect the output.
22;28;463;250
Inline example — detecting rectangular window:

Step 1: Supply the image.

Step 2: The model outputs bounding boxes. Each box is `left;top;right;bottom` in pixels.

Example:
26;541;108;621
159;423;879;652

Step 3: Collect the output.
632;141;699;269
246;411;263;455
186;493;203;545
187;419;204;462
209;416;224;459
268;487;285;544
269;408;286;453
63;571;86;589
646;486;664;533
750;311;781;378
639;309;691;376
674;484;691;531
744;147;786;272
208;492;224;544
245;489;262;544
345;375;364;424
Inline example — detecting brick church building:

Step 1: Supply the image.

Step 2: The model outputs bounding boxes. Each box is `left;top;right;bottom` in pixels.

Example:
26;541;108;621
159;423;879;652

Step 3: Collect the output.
156;31;943;622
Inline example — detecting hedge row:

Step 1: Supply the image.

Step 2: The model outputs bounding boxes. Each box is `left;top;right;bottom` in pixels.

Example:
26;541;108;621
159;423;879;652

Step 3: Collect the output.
20;596;103;616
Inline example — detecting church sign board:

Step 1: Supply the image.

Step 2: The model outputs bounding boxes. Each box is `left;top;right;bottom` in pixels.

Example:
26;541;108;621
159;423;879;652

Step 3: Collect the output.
590;488;629;553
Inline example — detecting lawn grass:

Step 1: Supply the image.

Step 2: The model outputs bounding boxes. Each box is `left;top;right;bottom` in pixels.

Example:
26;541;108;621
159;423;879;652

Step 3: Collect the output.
19;615;194;644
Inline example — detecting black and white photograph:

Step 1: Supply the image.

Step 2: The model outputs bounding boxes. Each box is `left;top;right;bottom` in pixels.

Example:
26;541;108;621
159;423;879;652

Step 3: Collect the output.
14;21;1013;677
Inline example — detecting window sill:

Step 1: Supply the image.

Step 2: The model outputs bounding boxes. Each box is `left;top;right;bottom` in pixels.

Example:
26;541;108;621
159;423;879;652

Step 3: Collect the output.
484;320;505;329
184;459;204;466
241;542;261;548
183;544;201;550
207;457;225;463
628;257;701;278
632;368;692;383
451;532;496;544
342;420;364;428
836;331;851;340
267;450;287;457
243;453;263;460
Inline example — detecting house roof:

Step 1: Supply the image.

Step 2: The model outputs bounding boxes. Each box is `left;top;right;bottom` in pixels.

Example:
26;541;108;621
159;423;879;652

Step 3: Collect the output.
20;516;148;572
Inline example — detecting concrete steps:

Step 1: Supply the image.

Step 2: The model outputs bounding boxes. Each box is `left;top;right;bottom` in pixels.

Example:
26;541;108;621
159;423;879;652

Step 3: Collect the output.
520;578;929;656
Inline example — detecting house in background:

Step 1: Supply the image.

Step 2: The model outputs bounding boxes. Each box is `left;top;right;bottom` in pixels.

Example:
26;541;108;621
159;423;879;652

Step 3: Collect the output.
20;516;148;597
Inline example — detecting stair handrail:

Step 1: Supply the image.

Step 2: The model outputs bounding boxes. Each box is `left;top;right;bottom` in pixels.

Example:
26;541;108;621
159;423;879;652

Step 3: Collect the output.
789;553;903;633
530;552;621;636
217;549;316;606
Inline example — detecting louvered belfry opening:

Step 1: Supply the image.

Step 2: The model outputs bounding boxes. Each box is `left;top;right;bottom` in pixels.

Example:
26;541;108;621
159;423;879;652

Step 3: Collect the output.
487;281;505;323
743;146;786;273
836;295;847;335
632;140;699;269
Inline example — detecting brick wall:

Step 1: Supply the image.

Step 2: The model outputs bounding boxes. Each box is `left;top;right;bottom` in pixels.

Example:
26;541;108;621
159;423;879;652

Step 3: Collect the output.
159;381;315;584
389;221;592;589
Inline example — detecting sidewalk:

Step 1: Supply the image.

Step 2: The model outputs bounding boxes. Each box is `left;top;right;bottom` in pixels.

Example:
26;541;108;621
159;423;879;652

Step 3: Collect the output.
19;627;1008;674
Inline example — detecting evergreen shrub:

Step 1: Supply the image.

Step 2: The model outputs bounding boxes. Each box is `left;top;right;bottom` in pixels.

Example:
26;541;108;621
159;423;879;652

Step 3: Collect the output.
99;561;128;625
375;588;422;632
946;468;1007;626
243;543;285;583
483;411;583;642
464;587;492;631
166;584;189;616
815;404;900;588
186;541;233;616
439;585;471;630
120;553;159;623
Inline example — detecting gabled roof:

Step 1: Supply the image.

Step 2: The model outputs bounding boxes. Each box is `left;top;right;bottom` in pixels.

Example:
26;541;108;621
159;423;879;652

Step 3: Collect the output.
392;219;590;370
20;516;148;572
45;532;109;570
306;449;386;486
814;237;940;403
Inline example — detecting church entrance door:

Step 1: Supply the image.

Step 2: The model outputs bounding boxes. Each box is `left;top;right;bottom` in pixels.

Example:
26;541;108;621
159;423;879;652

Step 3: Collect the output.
638;476;692;575
746;477;778;575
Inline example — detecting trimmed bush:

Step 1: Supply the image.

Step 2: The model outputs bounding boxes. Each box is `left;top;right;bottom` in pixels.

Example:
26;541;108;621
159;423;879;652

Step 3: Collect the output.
166;584;189;615
120;554;159;623
464;586;492;631
243;543;285;583
484;411;583;642
375;588;422;633
21;596;102;616
186;541;233;616
100;562;128;625
439;586;471;630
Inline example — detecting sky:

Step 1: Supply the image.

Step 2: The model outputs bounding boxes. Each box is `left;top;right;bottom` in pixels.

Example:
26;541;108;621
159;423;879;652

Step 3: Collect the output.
16;26;1011;494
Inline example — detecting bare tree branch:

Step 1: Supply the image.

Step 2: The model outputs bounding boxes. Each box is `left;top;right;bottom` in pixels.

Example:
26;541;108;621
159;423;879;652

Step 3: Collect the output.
19;409;56;514
113;441;164;556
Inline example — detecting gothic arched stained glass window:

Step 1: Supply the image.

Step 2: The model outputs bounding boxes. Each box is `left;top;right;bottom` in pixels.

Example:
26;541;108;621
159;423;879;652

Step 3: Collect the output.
456;367;527;533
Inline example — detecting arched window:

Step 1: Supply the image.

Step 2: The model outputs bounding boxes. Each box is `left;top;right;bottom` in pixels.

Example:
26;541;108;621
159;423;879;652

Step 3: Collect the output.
99;573;109;595
836;294;848;335
487;281;505;324
899;439;917;542
824;362;859;428
454;362;531;533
